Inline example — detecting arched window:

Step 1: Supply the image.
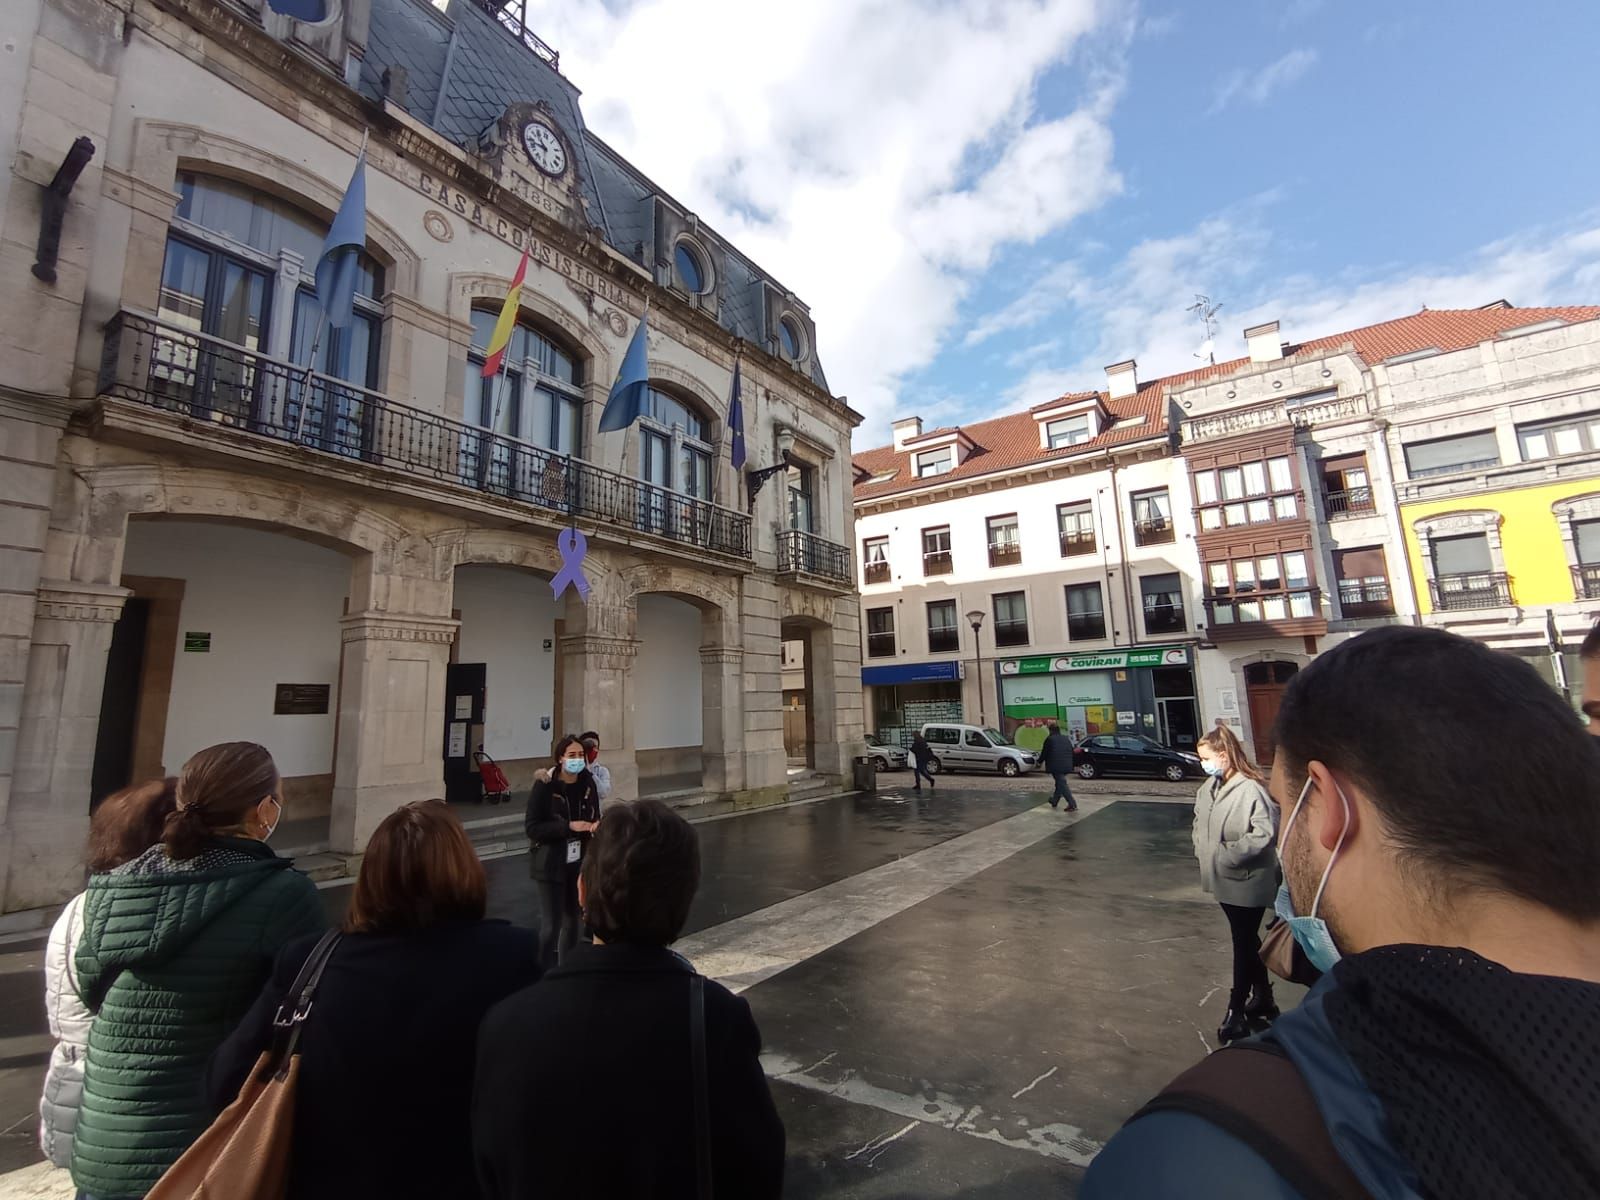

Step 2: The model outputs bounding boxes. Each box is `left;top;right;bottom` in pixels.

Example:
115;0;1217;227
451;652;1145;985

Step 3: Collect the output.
159;173;384;387
465;309;584;455
638;385;714;500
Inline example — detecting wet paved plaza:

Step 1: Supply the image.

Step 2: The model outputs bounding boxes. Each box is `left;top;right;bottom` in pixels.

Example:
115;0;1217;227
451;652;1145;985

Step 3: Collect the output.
0;780;1282;1197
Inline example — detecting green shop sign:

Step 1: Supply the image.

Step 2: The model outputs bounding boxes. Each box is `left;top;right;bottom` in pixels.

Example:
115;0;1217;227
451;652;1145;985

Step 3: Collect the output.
999;645;1190;675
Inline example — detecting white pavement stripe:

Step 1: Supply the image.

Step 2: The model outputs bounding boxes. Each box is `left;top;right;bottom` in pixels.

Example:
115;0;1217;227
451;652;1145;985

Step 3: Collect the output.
677;799;1105;995
765;1052;1102;1168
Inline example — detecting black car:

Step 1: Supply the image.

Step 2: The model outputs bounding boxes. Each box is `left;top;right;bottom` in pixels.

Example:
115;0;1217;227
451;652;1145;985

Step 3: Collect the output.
1073;734;1204;782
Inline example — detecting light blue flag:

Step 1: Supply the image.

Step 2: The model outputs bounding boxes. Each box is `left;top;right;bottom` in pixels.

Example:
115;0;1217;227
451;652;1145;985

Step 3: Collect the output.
314;147;367;330
599;312;649;432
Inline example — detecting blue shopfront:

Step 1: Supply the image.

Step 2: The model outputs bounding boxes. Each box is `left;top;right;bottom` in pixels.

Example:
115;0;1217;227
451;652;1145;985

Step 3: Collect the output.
862;660;965;745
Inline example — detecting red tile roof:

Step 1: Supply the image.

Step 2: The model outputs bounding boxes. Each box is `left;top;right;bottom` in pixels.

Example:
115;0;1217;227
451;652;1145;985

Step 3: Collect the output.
853;305;1600;504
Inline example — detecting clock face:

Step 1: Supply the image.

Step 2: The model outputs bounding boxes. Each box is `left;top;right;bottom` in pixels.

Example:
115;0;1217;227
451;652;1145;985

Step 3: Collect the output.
522;120;568;178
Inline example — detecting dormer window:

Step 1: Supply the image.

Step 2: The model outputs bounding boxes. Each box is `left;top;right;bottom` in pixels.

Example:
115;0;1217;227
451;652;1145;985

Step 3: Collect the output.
778;315;804;361
1046;415;1092;450
673;239;709;295
915;446;954;478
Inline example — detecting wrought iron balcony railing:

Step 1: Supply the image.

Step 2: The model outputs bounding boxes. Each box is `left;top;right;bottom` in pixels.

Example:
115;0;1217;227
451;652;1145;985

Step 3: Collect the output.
923;549;953;576
863;559;891;585
1574;563;1600;601
1337;579;1395;618
97;311;751;559
1323;486;1376;518
988;540;1022;568
1059;529;1097;557
1429;572;1514;612
777;528;852;584
1133;517;1176;547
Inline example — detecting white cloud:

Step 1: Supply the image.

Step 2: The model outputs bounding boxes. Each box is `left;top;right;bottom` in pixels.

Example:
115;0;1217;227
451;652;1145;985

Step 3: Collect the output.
1209;48;1318;114
989;207;1600;410
521;0;1128;438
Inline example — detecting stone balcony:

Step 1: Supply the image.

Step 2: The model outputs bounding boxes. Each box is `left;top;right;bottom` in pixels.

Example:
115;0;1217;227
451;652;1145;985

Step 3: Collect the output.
93;310;754;567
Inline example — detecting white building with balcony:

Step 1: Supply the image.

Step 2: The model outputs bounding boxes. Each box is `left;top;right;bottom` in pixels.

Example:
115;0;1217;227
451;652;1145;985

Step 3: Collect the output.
0;0;864;913
851;365;1206;756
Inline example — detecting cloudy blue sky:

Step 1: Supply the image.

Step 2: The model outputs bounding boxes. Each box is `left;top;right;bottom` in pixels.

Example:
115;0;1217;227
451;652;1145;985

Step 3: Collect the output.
523;0;1600;445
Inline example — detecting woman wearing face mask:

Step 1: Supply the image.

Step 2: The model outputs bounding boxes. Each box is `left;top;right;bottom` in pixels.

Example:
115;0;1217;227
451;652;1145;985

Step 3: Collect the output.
69;742;325;1200
525;733;602;969
1193;724;1280;1046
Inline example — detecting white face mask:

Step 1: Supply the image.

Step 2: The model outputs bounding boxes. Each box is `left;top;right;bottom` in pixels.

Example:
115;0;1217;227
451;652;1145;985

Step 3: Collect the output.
259;795;281;843
562;757;586;776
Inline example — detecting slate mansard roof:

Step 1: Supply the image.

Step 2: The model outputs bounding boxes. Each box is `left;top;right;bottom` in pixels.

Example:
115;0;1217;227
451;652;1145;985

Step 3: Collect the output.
360;0;829;391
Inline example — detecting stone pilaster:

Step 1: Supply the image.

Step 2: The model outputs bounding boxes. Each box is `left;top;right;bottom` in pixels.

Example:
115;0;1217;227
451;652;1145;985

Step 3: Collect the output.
560;630;640;802
330;610;458;853
3;581;128;911
699;644;745;795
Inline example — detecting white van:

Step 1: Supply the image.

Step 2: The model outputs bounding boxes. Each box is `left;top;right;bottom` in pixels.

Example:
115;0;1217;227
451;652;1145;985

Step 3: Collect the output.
919;723;1038;777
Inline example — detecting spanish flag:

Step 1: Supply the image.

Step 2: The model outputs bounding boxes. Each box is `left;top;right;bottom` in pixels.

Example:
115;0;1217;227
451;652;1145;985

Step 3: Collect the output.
480;249;529;378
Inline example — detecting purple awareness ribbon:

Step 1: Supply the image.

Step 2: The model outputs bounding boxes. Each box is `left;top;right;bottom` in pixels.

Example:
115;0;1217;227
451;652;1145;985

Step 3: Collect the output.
551;527;591;601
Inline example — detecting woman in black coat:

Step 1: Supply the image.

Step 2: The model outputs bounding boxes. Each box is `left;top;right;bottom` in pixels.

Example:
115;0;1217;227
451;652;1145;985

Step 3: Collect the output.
209;801;540;1200
524;733;601;969
475;800;784;1199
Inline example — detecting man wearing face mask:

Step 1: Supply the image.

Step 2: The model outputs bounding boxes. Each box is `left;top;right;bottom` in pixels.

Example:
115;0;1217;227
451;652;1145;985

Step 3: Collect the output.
1580;619;1600;738
1082;625;1600;1200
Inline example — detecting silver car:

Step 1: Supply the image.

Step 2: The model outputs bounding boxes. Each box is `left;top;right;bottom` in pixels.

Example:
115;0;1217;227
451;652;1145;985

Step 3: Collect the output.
919;723;1038;777
864;733;909;771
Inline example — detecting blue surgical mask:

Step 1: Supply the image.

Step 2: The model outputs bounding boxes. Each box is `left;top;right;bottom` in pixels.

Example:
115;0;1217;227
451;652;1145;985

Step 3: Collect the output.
562;757;586;775
1201;761;1226;778
1274;775;1352;973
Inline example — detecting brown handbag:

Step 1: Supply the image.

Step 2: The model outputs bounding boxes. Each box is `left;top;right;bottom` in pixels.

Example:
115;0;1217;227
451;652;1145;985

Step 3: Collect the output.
1259;917;1298;982
146;931;342;1200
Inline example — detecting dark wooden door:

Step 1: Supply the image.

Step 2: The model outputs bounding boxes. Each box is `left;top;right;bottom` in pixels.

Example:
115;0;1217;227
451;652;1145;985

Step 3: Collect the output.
1244;661;1300;767
91;598;150;806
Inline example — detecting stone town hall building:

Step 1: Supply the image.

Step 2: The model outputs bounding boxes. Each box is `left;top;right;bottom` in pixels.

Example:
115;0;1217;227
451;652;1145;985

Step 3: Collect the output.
0;0;865;914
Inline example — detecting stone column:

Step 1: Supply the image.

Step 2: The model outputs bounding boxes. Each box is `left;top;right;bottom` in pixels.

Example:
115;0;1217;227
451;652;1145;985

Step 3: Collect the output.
3;582;128;912
739;576;786;794
330;610;458;854
559;599;639;802
699;645;745;796
805;626;847;779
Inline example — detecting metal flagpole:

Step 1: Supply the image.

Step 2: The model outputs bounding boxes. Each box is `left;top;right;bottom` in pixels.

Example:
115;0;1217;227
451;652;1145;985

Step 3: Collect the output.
481;350;515;490
292;316;327;443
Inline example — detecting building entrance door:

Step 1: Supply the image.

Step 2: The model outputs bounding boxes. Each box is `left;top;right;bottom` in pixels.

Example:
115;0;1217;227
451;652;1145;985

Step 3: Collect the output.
1243;661;1299;765
90;598;151;807
444;662;486;805
1156;697;1199;751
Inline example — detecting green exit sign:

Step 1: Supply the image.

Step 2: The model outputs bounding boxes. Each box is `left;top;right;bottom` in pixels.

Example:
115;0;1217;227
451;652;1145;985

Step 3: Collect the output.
183;632;211;653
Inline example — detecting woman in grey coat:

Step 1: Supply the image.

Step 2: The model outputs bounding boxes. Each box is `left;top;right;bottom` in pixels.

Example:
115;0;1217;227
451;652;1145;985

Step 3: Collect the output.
1192;724;1279;1045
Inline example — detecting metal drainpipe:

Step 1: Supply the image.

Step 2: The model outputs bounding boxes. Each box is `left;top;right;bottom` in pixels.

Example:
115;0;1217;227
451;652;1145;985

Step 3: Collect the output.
1109;453;1140;646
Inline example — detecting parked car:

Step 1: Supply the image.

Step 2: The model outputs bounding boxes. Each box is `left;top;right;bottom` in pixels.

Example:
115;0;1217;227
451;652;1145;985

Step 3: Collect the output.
919;723;1038;777
1073;734;1203;782
864;733;908;771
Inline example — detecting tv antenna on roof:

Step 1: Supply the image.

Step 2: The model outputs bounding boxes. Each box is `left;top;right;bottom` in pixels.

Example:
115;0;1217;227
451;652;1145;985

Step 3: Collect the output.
1187;293;1221;364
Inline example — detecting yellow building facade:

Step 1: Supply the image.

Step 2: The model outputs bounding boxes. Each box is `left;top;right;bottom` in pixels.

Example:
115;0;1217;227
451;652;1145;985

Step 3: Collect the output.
1401;478;1600;616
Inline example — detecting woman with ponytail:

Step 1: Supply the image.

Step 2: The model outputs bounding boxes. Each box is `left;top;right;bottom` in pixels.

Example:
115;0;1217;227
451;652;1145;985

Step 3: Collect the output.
70;742;325;1200
1192;723;1280;1047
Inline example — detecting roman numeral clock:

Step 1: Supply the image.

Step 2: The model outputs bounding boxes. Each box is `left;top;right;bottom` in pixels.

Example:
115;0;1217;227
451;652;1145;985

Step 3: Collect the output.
521;117;568;178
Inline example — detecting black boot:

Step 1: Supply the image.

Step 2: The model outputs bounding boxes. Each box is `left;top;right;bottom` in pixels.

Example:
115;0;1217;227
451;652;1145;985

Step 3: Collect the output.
1217;1008;1252;1046
1244;985;1280;1030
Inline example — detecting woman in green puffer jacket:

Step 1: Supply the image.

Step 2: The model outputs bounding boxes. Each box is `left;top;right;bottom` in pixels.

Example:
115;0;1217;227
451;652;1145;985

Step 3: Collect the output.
71;742;326;1199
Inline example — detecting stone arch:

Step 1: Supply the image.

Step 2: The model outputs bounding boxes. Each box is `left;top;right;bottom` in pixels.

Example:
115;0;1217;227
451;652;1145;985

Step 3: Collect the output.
646;362;723;434
1552;492;1600;584
1410;508;1507;599
620;563;738;645
128;120;422;296
59;462;419;588
447;272;606;367
1227;648;1313;766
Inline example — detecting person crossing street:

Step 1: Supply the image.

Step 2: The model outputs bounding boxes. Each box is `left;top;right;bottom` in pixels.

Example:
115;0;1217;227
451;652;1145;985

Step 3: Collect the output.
1040;722;1078;811
910;733;937;792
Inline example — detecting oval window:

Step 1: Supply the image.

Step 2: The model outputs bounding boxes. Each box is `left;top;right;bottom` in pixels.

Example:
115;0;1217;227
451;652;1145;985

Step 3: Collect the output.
779;315;802;360
674;243;705;293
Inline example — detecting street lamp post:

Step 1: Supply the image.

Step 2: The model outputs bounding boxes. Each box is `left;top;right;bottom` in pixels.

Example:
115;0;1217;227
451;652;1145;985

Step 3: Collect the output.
966;609;987;727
